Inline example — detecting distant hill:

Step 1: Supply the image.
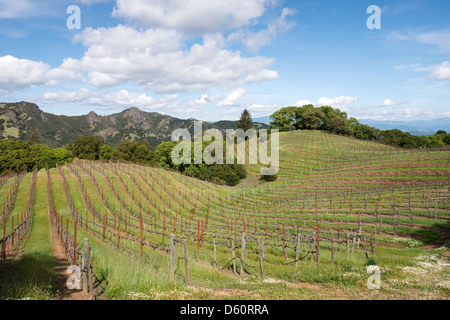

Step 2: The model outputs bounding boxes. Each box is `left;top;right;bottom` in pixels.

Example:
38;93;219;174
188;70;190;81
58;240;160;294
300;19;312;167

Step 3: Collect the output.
0;102;267;149
252;116;271;125
255;113;450;134
358;118;450;136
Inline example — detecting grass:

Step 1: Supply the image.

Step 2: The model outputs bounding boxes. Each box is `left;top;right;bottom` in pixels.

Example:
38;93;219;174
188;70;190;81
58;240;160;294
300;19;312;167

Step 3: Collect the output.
0;171;59;300
1;130;448;300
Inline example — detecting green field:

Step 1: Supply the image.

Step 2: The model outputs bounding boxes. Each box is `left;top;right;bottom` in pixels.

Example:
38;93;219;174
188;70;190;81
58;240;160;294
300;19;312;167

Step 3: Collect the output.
0;131;448;300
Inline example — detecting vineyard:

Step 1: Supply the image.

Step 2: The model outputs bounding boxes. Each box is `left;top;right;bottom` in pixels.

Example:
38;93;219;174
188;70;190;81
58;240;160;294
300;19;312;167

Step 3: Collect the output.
0;130;449;300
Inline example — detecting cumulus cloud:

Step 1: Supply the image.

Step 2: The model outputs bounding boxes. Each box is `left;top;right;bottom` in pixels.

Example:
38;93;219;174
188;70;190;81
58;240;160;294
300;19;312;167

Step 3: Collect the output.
429;61;450;80
217;88;248;107
40;88;179;111
382;99;395;106
316;96;359;106
295;96;358;107
112;0;269;35
228;8;296;52
67;25;277;93
188;94;219;107
0;55;49;92
0;55;83;94
245;103;280;117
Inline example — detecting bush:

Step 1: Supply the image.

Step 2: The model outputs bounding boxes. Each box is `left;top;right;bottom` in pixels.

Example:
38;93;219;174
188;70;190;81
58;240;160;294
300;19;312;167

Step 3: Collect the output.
260;174;277;182
366;257;377;266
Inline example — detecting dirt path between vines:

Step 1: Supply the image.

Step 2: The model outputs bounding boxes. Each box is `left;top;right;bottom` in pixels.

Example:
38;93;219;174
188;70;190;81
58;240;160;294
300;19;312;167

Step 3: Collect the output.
48;218;89;300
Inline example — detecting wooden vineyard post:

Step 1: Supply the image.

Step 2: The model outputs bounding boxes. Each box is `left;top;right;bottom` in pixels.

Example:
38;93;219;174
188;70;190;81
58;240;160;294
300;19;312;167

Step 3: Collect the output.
170;235;175;282
213;235;217;266
240;233;246;276
352;233;356;253
363;236;369;260
118;219;121;250
232;240;236;274
11;217;14;248
346;233;349;257
196;220;200;261
82;238;89;294
295;234;300;267
183;239;189;285
73;220;77;266
60;215;64;244
88;244;94;300
316;225;320;269
331;233;335;265
2;217;5;261
140;211;143;257
258;238;264;279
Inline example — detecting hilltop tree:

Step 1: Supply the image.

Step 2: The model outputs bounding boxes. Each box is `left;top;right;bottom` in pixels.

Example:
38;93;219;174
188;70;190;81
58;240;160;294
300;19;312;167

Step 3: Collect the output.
70;135;104;160
98;145;115;160
111;140;154;162
237;109;254;131
348;118;379;141
325;117;353;136
269;106;298;130
303;108;325;130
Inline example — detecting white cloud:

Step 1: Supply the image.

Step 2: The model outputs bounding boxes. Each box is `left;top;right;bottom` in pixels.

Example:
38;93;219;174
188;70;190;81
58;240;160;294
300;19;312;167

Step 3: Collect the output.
0;55;49;92
188;94;219;107
67;25;277;93
382;99;395;106
217;88;248;107
0;55;83;94
0;0;35;19
112;0;270;35
316;96;359;106
228;8;296;52
40;88;179;111
245;103;279;117
295;96;358;107
76;0;109;5
429;61;450;81
416;29;450;53
295;99;312;106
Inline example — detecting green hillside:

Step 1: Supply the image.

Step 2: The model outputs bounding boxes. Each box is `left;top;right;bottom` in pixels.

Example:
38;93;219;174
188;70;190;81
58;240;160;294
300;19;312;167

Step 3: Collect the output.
0;102;268;149
0;130;448;300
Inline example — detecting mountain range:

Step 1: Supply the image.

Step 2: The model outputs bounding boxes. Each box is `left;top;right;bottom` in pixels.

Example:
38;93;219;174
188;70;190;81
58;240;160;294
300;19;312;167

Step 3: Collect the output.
0;102;267;149
358;118;450;136
253;115;450;136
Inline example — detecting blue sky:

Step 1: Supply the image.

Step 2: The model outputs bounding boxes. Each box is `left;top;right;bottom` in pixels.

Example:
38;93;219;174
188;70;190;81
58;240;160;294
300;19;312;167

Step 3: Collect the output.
0;0;449;122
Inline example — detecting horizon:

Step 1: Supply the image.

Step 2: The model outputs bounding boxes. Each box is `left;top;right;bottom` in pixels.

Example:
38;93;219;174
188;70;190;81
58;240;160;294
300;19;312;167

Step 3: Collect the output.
1;1;449;122
3;101;450;128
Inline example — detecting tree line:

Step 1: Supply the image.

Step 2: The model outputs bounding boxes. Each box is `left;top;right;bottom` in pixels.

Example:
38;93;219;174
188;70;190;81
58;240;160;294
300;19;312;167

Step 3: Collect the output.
0;110;252;186
269;105;450;148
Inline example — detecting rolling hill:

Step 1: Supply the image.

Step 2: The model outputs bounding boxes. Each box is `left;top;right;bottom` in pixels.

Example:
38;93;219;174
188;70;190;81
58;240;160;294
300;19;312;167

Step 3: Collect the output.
0;101;268;149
